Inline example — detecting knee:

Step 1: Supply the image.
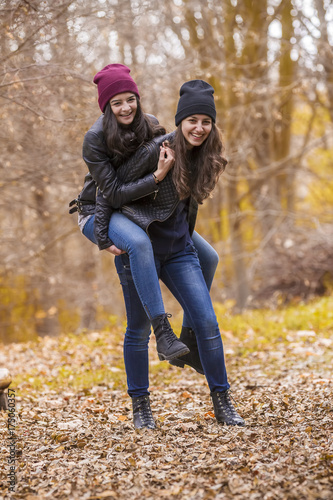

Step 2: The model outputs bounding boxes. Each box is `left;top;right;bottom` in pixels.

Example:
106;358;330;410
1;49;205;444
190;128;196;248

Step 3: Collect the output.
128;232;152;257
194;317;219;338
125;325;151;345
200;246;219;276
209;248;219;270
200;330;223;351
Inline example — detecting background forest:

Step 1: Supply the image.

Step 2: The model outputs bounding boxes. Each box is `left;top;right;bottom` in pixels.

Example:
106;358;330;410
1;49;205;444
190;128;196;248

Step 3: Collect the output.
1;0;333;342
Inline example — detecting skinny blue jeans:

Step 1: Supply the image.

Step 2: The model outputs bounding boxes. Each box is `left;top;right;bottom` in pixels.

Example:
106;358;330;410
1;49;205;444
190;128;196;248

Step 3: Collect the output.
82;212;219;327
115;242;230;397
83;212;228;396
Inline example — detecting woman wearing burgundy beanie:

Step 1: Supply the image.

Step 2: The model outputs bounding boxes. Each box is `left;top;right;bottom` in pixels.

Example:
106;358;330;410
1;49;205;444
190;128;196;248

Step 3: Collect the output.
80;64;190;362
76;64;244;429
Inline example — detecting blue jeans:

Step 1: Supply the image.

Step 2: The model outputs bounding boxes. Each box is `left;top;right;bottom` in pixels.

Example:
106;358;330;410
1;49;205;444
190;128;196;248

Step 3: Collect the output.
83;213;219;326
83;213;165;319
115;242;229;397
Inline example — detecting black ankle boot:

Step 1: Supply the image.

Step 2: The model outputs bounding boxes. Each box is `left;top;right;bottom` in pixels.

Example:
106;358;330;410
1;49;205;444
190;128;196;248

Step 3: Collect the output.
132;395;156;429
152;313;190;361
169;327;204;375
211;390;245;426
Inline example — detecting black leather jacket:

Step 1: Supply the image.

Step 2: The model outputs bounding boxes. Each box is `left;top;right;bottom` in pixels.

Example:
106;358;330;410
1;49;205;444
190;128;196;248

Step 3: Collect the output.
83;116;198;249
83;115;159;205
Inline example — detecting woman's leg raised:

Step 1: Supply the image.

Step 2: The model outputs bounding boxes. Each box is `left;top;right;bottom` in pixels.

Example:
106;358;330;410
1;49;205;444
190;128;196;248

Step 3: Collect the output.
83;213;189;361
107;213;189;361
84;213;163;317
107;212;166;319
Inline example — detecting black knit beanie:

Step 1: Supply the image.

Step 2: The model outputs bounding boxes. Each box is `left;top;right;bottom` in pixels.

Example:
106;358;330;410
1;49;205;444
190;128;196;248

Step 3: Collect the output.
175;80;216;126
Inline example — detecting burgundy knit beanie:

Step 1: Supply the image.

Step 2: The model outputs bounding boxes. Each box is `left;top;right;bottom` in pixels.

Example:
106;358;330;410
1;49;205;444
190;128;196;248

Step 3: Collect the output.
93;64;140;112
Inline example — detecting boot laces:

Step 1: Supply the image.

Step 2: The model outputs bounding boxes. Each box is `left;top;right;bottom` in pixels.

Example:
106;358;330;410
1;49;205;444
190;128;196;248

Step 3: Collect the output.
161;313;178;348
216;390;240;417
134;397;155;426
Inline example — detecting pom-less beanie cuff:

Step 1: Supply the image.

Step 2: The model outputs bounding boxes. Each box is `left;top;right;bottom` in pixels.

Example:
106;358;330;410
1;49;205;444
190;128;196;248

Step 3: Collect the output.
98;79;139;112
93;64;140;112
175;79;216;126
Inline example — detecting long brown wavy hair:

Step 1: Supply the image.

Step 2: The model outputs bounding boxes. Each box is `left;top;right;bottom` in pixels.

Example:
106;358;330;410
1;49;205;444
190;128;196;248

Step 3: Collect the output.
170;123;227;204
103;97;165;159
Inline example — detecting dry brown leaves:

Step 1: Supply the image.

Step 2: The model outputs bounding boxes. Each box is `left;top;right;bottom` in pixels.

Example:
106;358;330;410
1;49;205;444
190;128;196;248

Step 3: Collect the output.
0;329;332;500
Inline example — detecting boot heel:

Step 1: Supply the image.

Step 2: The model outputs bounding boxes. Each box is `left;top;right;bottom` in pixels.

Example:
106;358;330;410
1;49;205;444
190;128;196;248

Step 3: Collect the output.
158;347;189;361
169;358;185;369
168;326;204;375
152;313;190;361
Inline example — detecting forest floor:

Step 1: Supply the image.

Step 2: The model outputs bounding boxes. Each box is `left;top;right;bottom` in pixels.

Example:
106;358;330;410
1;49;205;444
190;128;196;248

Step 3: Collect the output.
0;297;333;500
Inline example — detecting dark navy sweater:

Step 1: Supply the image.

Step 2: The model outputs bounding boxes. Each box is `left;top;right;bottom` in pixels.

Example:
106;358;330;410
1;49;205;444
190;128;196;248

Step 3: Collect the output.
148;200;191;258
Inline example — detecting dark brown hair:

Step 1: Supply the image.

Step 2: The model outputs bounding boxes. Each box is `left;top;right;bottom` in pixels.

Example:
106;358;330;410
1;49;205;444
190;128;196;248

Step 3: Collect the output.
171;124;227;204
103;97;165;159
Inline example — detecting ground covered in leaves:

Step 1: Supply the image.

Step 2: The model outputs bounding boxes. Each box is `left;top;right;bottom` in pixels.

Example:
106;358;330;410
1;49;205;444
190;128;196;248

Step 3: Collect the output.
0;298;333;499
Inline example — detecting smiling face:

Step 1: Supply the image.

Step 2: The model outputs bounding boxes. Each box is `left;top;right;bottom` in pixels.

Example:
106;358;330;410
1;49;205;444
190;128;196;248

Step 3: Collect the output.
181;114;212;149
109;92;138;125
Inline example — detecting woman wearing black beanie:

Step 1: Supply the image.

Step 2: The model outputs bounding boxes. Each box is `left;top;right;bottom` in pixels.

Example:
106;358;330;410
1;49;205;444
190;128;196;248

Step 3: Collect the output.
77;69;244;429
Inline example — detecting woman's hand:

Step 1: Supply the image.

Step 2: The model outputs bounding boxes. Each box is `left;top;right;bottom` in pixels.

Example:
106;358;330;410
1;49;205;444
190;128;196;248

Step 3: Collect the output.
153;142;175;183
105;245;126;256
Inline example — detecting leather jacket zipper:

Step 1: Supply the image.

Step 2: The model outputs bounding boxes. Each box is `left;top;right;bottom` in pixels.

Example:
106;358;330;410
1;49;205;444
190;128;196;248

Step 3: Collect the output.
145;199;180;236
122;205;135;214
132;188;159;201
121;199;180;236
